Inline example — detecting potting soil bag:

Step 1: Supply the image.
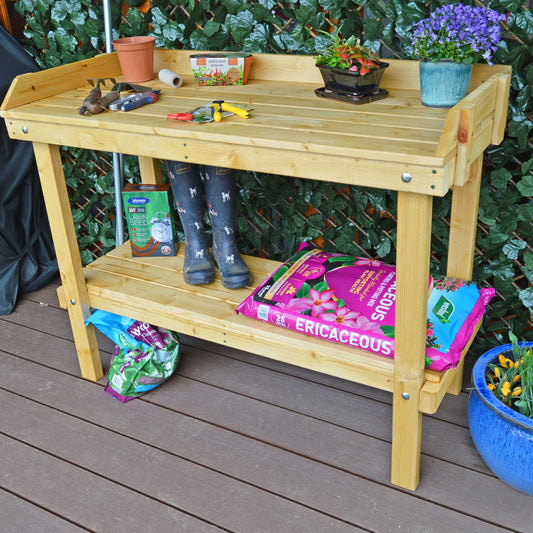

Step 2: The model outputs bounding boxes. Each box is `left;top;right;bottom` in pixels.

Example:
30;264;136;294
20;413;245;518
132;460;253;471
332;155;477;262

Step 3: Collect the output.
236;243;495;372
86;310;180;402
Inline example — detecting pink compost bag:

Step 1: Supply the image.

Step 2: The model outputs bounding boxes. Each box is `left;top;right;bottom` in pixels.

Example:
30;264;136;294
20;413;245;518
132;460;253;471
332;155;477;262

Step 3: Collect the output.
236;243;495;371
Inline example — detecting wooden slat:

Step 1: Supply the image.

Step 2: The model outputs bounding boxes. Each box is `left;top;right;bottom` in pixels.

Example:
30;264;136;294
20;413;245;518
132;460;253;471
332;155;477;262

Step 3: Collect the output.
138;155;163;184
491;73;511;144
154;50;507;91
436;72;498;162
454;106;475;186
1;53;120;111
26;89;447;136
4;109;443;161
62;267;396;388
447;155;483;281
4;92;444;157
419;326;478;414
7;101;443;152
6;73;440;118
5;119;449;195
153;51;421;89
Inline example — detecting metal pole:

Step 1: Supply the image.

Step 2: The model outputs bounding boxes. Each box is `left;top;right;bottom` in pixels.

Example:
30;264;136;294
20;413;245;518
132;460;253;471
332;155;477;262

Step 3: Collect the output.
103;0;125;246
103;0;113;53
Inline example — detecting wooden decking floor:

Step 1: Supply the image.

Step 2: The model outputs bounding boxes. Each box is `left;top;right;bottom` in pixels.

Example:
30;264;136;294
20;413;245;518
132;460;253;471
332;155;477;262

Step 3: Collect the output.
1;276;531;532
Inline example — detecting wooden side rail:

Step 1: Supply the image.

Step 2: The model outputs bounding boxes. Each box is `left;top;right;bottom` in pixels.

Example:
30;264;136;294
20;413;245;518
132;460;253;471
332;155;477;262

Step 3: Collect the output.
436;67;511;186
0;53;121;111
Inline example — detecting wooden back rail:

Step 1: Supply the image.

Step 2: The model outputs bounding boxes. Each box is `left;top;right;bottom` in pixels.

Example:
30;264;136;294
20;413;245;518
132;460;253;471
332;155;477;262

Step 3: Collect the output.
1;50;511;491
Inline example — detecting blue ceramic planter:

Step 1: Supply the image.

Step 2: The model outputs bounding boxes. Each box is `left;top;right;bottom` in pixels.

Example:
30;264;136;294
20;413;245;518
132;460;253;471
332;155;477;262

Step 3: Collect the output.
419;59;472;108
468;342;533;495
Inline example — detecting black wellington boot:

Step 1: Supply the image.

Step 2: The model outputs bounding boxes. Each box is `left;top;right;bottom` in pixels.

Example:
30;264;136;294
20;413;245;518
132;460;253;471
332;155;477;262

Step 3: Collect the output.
166;161;215;285
203;166;252;289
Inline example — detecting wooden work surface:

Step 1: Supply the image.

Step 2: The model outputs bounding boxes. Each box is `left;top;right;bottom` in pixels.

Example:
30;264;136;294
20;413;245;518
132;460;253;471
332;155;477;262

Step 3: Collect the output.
2;50;509;195
0;50;511;491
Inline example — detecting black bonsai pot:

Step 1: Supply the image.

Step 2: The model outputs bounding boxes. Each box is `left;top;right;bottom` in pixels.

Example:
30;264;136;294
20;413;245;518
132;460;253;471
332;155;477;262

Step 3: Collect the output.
316;62;389;96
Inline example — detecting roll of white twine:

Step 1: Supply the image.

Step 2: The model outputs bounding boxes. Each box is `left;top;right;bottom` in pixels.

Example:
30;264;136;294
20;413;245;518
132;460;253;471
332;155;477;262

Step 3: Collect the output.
158;68;183;88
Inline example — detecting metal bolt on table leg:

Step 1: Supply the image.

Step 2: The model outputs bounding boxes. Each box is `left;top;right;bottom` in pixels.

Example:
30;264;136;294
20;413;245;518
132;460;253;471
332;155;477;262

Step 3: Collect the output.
401;172;412;183
402;392;410;400
70;298;76;305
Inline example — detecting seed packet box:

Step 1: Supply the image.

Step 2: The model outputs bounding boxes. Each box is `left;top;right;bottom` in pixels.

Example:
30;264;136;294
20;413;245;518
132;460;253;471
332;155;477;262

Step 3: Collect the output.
122;183;178;257
189;53;253;86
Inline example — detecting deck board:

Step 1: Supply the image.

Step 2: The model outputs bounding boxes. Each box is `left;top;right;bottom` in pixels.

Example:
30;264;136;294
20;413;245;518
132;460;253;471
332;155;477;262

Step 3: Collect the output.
1;278;531;532
0;488;87;532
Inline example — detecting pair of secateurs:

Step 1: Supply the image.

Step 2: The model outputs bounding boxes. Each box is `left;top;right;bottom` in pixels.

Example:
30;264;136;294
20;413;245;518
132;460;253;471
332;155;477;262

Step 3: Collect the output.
167;101;250;123
109;89;161;111
209;100;250;121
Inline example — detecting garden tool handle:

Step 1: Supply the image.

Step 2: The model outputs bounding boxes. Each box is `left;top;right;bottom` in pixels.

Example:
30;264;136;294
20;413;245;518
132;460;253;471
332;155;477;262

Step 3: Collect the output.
109;90;160;111
167;112;193;121
221;102;250;119
121;91;159;111
210;100;249;121
210;101;223;122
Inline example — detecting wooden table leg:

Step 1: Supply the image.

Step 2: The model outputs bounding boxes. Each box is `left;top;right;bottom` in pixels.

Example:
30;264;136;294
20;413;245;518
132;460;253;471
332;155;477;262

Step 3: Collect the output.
33;142;103;382
391;191;433;490
447;154;482;280
139;156;163;185
444;154;483;394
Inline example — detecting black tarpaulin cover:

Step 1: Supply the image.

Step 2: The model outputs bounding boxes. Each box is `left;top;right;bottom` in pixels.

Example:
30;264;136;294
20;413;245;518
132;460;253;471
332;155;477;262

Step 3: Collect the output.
0;25;57;315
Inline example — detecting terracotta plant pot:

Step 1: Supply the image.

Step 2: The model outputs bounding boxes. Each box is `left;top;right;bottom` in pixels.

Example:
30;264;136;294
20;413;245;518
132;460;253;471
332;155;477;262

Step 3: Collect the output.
112;36;156;83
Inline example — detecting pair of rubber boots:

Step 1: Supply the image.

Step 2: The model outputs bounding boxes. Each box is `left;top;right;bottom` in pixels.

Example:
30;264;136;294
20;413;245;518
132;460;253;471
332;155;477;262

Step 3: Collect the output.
166;161;252;289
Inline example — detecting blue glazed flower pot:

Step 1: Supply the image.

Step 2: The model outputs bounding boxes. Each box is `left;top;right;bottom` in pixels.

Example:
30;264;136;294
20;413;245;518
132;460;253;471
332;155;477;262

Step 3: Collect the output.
468;342;533;495
419;59;473;108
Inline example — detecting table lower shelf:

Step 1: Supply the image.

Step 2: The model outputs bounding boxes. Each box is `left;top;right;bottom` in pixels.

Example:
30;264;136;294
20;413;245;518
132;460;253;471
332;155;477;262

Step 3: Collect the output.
57;243;476;414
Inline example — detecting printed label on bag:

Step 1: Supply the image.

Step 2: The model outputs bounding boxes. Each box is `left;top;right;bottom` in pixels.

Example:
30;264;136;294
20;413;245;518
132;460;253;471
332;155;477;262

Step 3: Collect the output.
257;304;270;321
111;372;124;389
432;295;455;324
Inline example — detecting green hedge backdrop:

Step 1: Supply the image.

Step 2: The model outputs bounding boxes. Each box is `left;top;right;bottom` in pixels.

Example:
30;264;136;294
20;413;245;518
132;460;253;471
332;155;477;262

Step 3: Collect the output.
13;0;533;355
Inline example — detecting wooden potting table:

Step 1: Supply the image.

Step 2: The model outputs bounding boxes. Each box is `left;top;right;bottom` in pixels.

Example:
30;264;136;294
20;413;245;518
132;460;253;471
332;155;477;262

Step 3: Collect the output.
1;50;510;490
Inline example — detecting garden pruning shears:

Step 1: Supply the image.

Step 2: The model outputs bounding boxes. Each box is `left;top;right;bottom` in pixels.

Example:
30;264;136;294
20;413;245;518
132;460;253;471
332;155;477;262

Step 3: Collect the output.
108;89;161;111
209;100;250;121
167;101;251;124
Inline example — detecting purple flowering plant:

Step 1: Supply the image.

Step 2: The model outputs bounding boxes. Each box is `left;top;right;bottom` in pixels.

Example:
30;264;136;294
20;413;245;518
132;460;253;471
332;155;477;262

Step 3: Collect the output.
412;3;505;66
